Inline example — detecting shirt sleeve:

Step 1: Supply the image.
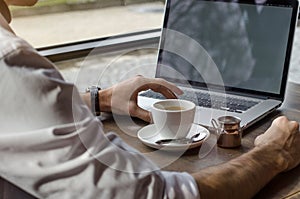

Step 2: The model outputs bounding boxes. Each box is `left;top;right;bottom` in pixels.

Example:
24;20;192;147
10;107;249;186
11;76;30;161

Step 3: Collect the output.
0;25;200;199
161;171;200;199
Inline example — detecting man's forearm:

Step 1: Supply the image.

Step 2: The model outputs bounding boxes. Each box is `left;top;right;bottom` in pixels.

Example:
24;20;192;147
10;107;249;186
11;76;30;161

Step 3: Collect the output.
192;145;285;199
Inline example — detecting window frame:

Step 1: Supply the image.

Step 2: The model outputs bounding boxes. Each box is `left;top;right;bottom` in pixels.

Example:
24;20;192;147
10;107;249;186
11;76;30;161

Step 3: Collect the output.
38;29;161;62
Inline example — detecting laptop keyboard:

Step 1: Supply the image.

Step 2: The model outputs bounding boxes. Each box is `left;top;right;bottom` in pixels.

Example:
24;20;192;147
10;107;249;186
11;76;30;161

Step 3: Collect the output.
139;89;260;113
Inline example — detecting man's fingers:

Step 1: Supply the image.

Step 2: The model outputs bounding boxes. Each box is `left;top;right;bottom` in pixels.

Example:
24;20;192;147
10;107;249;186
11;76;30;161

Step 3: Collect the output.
254;134;264;146
149;83;178;99
289;121;299;133
273;116;288;125
153;78;183;95
141;81;182;99
129;102;151;122
133;107;152;123
138;77;183;95
273;116;299;133
131;76;183;99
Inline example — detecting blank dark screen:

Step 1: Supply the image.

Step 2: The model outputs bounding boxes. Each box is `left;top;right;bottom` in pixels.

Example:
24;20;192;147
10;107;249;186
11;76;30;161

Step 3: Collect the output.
157;0;293;94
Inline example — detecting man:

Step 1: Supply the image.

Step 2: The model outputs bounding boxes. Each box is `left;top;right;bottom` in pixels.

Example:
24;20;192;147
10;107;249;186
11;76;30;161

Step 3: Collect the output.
0;0;300;198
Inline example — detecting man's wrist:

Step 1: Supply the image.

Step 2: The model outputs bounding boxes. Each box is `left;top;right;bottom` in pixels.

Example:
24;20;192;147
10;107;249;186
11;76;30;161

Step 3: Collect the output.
81;88;112;113
253;144;288;173
98;88;112;112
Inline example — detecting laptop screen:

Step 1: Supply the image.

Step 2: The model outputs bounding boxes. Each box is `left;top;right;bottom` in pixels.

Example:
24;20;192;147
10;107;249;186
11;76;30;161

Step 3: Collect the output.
156;0;298;99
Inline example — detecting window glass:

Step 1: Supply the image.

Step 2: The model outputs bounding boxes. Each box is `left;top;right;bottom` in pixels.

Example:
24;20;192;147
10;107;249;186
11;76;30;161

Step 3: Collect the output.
55;48;158;91
10;0;164;48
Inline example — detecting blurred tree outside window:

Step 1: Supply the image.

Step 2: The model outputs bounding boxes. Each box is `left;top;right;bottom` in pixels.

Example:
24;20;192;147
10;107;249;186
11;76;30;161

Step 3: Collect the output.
10;0;165;48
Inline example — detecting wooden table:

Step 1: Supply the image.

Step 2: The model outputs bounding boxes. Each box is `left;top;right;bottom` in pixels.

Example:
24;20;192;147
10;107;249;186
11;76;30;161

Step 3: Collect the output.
102;81;300;199
1;81;300;198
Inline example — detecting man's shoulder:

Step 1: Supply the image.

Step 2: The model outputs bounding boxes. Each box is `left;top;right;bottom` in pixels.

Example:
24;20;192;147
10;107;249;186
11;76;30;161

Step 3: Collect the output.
0;25;36;60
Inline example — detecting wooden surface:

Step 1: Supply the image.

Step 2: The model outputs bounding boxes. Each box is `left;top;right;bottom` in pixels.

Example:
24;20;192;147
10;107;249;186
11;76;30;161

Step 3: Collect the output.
1;81;300;198
102;81;300;199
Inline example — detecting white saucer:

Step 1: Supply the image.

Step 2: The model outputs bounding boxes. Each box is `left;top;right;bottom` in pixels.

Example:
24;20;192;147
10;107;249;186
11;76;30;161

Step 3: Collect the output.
137;123;210;150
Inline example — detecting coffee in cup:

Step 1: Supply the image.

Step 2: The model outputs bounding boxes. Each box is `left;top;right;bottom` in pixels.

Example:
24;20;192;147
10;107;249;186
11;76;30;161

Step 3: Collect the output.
151;99;196;139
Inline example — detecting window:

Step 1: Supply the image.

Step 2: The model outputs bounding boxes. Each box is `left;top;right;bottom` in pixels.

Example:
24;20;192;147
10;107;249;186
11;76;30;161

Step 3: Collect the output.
54;48;158;91
10;0;165;48
8;0;300;87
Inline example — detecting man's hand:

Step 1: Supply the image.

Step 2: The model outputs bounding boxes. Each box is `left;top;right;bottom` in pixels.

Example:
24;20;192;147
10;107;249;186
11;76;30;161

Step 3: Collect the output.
254;116;300;172
193;116;300;199
99;75;183;122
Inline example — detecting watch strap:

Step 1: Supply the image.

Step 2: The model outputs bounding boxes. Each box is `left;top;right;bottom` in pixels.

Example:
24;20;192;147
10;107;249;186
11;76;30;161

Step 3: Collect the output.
88;86;101;116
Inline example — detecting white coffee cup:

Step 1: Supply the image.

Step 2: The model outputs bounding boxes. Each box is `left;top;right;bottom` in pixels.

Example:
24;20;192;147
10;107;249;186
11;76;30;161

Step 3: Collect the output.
151;99;196;139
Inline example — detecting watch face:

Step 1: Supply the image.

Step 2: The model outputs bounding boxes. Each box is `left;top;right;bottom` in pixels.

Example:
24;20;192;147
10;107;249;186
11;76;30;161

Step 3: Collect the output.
86;86;101;92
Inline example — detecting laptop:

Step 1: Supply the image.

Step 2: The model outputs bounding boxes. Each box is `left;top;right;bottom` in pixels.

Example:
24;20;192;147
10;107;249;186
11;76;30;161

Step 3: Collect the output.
138;0;299;130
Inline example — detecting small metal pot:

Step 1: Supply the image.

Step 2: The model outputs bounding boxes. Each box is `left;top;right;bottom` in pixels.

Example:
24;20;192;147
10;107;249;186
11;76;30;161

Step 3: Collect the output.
211;116;242;148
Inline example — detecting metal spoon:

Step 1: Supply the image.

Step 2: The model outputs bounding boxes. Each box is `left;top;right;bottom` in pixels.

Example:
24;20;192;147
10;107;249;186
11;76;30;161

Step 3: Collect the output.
155;132;207;145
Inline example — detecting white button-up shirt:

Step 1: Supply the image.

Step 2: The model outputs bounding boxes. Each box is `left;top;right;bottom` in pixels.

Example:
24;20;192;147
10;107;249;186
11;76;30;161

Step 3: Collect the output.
0;25;200;199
